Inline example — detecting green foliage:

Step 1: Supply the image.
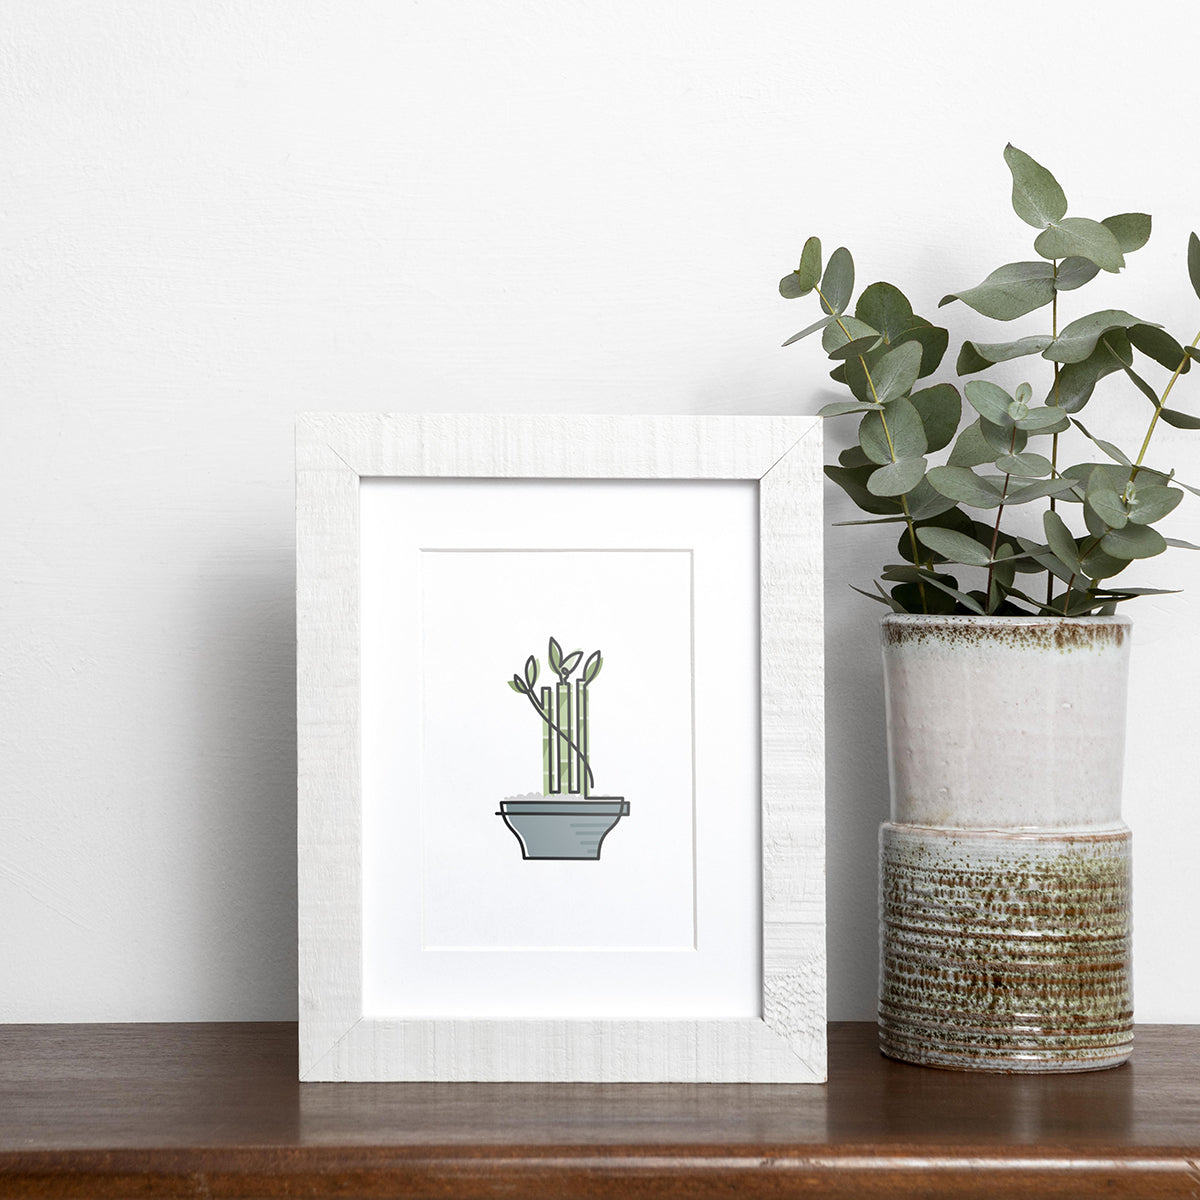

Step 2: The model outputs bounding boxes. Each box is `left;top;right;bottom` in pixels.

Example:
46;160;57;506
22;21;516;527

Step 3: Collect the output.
781;145;1200;616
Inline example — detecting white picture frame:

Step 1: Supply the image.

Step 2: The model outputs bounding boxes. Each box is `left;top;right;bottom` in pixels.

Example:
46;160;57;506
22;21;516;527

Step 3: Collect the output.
297;413;825;1082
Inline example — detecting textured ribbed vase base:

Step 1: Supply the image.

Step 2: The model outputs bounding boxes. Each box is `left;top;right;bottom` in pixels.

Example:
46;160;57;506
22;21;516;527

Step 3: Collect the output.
879;822;1132;1073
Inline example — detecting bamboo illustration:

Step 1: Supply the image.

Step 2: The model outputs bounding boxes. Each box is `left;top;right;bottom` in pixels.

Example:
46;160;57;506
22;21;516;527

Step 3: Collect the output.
507;638;602;796
501;639;623;862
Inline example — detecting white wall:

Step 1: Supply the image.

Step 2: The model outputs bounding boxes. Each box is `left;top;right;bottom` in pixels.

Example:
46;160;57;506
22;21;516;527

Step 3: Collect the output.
3;0;1198;1023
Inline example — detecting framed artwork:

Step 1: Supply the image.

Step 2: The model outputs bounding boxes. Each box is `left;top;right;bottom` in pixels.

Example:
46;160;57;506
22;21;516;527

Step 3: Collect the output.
297;413;825;1081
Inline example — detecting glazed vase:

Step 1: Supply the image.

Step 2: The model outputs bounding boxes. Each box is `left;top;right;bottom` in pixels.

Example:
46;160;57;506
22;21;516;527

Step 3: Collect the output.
877;614;1133;1072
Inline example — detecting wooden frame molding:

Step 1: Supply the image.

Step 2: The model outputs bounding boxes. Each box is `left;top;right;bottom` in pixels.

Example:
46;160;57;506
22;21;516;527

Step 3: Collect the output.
296;414;825;1081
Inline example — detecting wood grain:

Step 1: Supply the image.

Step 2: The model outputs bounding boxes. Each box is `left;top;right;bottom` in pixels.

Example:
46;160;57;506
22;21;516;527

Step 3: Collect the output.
1;1023;1198;1197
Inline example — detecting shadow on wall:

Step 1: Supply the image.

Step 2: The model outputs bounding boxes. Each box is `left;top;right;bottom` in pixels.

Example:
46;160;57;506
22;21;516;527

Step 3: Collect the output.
186;540;299;1018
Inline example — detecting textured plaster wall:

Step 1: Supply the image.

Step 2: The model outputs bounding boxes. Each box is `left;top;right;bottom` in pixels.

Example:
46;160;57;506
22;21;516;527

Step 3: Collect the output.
3;0;1198;1022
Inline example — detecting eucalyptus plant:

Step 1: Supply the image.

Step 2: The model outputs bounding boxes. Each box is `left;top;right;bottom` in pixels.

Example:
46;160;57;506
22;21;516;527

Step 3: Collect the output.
780;144;1200;616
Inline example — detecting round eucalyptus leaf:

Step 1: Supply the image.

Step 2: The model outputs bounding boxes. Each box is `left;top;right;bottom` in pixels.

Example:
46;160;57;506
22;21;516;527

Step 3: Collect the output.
1103;212;1151;254
1085;476;1129;529
779;272;810;300
894;323;950;378
883;395;928;459
867;457;927;496
910;384;961;452
824;464;905;515
822;315;878;355
964;379;1015;426
1004;144;1068;229
838;354;877;404
1043;510;1083;575
980;417;1027;456
1054;257;1101;291
858;410;894;466
1126;485;1184;525
949;420;1000;468
819;246;854;315
1128;324;1190;374
1079;544;1130;581
1034;217;1125;273
1101;523;1168;560
797;236;822;291
854;281;914;343
902;478;959;521
838;444;872;468
996;451;1053;477
915;526;993;567
1043;309;1151;364
1048;333;1130;412
927;466;1005;508
873;341;924;404
1014;406;1070;433
900;506;976;562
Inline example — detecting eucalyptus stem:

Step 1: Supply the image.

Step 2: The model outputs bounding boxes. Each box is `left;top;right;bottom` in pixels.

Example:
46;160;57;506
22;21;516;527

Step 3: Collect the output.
984;426;1019;609
1129;327;1200;486
1048;260;1060;608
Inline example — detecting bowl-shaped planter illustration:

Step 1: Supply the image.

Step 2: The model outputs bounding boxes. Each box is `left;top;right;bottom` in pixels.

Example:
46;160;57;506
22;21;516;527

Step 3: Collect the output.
498;797;630;860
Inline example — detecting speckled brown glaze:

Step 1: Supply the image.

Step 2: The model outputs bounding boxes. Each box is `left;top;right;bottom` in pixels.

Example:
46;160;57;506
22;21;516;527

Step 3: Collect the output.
879;824;1132;1072
882;614;1128;652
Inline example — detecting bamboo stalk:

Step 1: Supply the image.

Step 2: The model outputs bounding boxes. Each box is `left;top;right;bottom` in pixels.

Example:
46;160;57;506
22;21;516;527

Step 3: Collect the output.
576;678;589;798
556;682;571;794
541;685;554;795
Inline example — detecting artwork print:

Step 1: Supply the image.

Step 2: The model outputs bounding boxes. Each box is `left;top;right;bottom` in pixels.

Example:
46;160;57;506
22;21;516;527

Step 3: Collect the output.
500;637;629;860
356;473;770;1023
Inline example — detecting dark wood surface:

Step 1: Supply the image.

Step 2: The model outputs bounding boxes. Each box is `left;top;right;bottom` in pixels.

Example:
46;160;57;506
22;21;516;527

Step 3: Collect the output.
1;1022;1198;1197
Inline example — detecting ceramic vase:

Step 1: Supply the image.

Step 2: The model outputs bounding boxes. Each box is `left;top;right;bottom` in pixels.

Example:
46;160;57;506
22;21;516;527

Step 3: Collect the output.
877;614;1133;1072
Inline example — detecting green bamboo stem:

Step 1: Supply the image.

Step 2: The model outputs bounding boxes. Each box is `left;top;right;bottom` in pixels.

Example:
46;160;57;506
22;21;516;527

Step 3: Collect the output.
540;685;553;795
556;682;572;794
576;679;590;798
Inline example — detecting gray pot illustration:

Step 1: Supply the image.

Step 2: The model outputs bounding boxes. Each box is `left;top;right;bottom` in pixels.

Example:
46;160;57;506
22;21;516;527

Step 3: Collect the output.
498;798;630;860
501;638;629;860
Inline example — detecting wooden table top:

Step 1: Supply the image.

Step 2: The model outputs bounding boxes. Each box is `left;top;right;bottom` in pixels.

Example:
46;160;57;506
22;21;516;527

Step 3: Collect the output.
0;1021;1197;1197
